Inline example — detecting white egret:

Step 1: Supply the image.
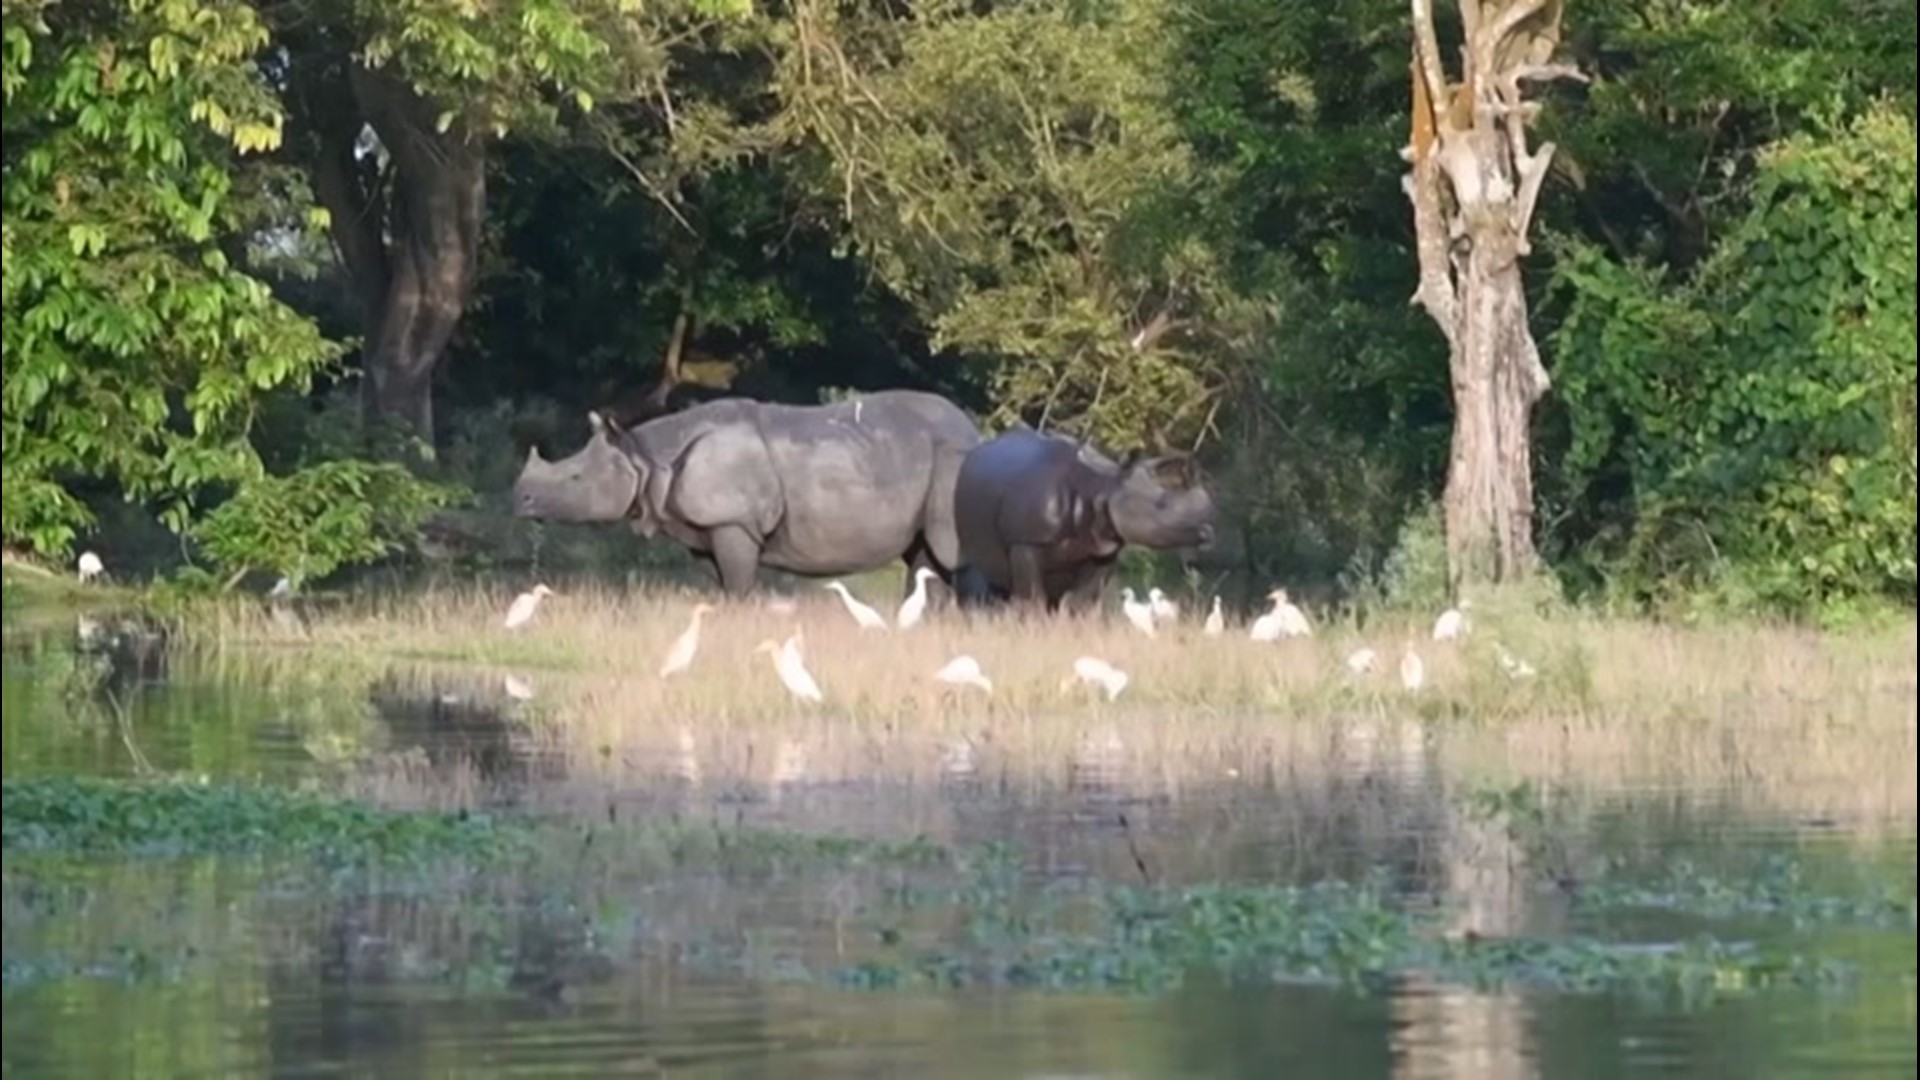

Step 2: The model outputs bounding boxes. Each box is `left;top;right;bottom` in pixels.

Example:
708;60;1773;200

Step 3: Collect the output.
1432;599;1472;642
76;551;104;583
268;576;295;600
755;632;825;703
933;655;993;695
1203;595;1225;637
1061;656;1130;701
1119;588;1158;638
1249;589;1311;641
503;674;536;701
1346;647;1378;675
503;584;555;631
1400;643;1426;692
896;567;940;629
659;603;715;679
1148;588;1180;623
1496;643;1537;680
824;581;889;630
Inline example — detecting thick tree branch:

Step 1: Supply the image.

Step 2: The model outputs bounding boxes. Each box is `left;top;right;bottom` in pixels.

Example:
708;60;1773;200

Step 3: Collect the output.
1409;0;1452;123
1496;63;1584;253
308;121;388;315
1405;16;1461;340
1487;0;1551;51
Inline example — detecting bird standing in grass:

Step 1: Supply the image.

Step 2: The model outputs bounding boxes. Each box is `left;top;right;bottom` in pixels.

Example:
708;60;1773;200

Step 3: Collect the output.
503;584;554;631
1432;599;1471;642
1346;647;1378;675
933;655;993;694
755;632;825;702
896;567;939;629
1148;588;1180;624
1495;643;1537;680
1250;589;1311;641
1120;588;1158;638
1400;643;1426;692
1204;596;1225;637
1062;656;1130;701
76;551;104;583
824;581;889;630
659;603;715;679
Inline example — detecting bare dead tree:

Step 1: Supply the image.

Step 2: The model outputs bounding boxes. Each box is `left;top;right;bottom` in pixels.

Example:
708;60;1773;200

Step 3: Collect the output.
1402;0;1586;589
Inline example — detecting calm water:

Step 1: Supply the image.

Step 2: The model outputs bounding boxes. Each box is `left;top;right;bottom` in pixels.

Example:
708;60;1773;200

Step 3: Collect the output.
3;608;1915;1079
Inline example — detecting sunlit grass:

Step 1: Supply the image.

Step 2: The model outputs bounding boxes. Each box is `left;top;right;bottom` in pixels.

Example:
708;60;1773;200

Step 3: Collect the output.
148;579;1920;842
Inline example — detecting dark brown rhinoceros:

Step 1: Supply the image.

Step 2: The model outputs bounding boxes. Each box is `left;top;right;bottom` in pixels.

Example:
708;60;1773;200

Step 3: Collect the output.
512;390;983;598
952;426;1216;613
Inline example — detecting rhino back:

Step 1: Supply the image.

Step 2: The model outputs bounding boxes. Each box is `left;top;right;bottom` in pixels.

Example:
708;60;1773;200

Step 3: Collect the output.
753;395;960;572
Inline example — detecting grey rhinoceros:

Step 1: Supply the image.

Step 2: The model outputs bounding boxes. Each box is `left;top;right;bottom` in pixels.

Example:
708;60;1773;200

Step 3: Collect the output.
512;390;983;598
952;426;1217;612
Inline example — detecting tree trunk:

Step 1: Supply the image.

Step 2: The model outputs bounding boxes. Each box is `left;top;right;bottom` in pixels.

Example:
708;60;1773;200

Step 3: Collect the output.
1446;204;1547;586
1404;0;1584;591
293;55;486;463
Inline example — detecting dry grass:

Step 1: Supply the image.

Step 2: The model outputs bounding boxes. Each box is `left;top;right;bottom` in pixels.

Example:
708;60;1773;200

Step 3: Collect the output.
171;579;1920;847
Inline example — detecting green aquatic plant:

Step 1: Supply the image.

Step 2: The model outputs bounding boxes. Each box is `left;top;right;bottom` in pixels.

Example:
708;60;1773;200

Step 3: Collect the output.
1571;855;1919;931
1;777;519;863
1;781;1908;1008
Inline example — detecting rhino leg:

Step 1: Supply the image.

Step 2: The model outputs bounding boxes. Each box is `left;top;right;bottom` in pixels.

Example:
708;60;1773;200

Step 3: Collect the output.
1060;561;1114;617
951;565;999;609
1007;544;1049;610
708;524;762;596
920;448;967;573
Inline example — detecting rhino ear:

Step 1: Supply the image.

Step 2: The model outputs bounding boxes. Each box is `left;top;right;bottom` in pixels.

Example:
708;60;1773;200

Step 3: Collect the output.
1155;454;1197;488
525;443;545;466
587;410;606;438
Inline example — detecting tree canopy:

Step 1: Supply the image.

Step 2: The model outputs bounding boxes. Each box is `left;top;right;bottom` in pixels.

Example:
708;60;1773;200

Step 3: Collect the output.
2;0;1913;619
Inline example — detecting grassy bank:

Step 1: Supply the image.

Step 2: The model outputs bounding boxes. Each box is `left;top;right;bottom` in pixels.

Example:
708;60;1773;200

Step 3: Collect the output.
116;579;1914;841
185;577;1918;714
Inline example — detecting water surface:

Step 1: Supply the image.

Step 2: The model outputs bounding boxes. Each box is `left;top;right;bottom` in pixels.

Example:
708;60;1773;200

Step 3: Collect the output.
3;610;1914;1078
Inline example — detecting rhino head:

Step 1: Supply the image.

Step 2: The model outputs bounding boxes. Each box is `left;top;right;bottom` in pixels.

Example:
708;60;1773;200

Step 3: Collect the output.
1107;449;1217;552
513;411;649;527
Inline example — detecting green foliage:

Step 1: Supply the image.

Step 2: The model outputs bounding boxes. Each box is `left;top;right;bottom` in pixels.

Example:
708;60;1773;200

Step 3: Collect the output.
1549;102;1918;617
1;0;346;554
2;776;516;862
188;459;463;587
779;0;1256;448
3;0;1914;621
345;0;757;141
1366;500;1452;614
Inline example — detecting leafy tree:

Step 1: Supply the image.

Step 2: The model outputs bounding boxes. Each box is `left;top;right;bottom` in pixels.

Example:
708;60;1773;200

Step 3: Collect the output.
1;0;342;554
270;0;758;458
1549;102;1917;616
775;0;1252;450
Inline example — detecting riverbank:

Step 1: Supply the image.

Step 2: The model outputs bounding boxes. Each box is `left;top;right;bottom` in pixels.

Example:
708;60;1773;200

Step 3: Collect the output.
32;577;1890;839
